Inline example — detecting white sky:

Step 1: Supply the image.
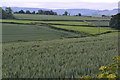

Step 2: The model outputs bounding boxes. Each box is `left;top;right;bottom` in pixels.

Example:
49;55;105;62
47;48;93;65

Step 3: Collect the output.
1;0;120;10
2;0;120;3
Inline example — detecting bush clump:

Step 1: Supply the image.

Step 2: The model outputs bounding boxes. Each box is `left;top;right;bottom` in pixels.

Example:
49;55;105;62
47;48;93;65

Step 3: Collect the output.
110;13;120;30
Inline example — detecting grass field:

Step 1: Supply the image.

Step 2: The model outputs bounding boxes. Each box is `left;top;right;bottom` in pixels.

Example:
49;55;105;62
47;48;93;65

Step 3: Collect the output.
14;14;111;20
3;32;119;78
1;19;90;26
51;25;118;34
2;19;115;36
1;19;38;24
2;23;85;42
2;18;118;42
88;20;110;26
35;21;90;25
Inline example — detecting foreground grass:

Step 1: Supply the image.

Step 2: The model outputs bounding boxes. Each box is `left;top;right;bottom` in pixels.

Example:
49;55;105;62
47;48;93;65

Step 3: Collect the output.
3;32;118;78
52;25;118;34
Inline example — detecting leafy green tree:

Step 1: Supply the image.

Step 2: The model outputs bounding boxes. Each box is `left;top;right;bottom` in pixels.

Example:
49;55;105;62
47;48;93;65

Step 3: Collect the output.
38;10;43;14
0;8;7;19
26;10;31;14
5;7;14;19
63;11;68;16
31;11;35;14
54;12;57;15
37;10;57;15
0;7;14;19
0;8;2;19
18;10;25;14
5;7;13;14
78;13;81;16
110;13;120;30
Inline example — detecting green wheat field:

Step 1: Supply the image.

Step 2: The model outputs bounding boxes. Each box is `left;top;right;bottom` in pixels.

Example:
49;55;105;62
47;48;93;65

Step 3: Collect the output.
2;14;119;78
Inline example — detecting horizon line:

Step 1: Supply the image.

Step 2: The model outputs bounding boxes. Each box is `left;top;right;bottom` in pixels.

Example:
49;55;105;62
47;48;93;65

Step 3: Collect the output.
1;6;119;10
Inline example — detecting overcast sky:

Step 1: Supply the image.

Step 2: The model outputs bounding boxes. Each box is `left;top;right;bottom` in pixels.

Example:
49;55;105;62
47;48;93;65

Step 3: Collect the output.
1;0;120;10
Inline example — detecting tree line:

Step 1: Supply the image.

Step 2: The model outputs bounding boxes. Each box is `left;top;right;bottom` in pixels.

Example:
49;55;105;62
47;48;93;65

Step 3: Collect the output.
14;10;57;15
0;7;82;19
14;9;82;16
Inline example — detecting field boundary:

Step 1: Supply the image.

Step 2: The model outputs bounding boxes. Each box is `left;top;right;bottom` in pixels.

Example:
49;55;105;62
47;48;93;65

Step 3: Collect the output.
1;22;34;25
15;19;110;22
96;31;120;35
1;22;108;27
44;25;119;36
44;25;95;36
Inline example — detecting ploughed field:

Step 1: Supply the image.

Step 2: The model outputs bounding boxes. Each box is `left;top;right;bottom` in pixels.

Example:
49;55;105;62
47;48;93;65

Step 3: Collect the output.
2;14;119;78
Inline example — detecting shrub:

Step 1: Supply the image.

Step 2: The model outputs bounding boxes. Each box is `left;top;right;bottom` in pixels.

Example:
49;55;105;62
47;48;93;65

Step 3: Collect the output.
110;13;120;30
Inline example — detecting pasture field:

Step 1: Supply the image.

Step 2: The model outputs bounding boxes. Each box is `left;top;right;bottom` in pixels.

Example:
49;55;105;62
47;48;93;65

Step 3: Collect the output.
1;19;38;24
3;23;84;42
1;19;90;26
51;25;118;34
14;14;111;20
34;21;90;26
1;18;110;28
3;32;119;78
88;20;110;26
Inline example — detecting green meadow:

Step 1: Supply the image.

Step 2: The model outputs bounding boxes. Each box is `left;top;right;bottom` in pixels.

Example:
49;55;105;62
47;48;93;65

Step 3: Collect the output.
2;23;83;42
51;25;118;34
1;19;90;25
14;14;111;20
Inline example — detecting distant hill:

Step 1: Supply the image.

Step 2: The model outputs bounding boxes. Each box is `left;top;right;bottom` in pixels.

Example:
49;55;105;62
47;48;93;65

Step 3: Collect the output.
2;7;119;16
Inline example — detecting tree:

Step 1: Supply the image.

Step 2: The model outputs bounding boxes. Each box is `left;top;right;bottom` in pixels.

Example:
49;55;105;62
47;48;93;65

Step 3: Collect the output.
0;7;14;19
0;8;2;19
18;10;25;14
63;11;68;16
78;13;81;16
54;12;57;15
37;10;57;15
102;15;106;17
38;10;43;14
0;8;7;19
5;7;13;14
26;10;31;14
5;7;14;18
31;11;35;14
109;13;120;30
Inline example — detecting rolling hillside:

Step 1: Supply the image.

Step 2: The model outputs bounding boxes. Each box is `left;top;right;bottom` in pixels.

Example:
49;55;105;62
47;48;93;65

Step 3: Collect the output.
2;14;119;78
